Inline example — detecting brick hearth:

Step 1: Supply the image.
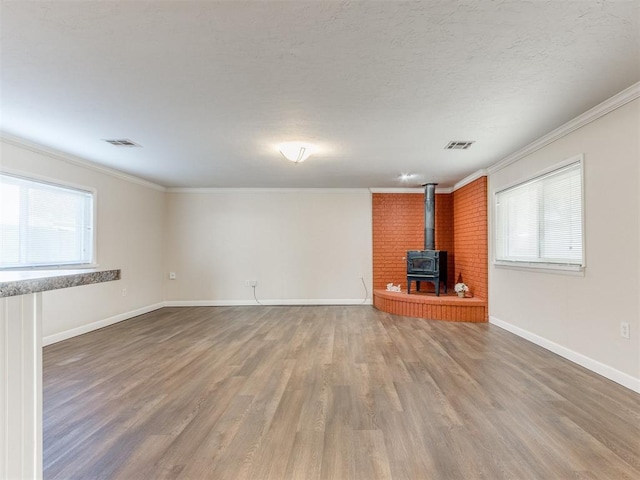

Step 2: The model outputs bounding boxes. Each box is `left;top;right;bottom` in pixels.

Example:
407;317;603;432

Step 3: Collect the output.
373;289;486;322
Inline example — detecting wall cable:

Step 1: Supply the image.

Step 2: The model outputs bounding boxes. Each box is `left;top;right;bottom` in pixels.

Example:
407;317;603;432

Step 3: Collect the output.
252;285;263;305
361;277;368;304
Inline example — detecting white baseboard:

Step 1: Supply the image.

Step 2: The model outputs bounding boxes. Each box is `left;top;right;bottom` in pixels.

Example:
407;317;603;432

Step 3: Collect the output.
164;298;373;307
489;316;640;393
43;303;165;346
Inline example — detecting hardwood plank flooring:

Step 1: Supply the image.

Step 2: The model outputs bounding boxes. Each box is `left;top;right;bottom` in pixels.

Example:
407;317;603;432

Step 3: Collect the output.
43;306;640;479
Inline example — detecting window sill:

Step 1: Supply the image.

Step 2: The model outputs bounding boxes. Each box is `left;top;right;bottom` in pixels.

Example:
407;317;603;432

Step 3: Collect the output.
0;263;99;272
493;261;585;276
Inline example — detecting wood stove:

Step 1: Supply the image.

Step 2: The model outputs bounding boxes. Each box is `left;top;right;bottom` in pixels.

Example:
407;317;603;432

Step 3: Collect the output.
407;250;448;296
407;183;448;296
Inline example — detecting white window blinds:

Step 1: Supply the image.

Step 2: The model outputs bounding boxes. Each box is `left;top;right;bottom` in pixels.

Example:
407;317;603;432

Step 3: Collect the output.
495;160;583;268
0;173;94;268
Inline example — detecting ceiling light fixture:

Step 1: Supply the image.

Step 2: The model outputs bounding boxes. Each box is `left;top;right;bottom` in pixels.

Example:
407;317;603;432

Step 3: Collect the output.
399;173;414;181
279;142;315;163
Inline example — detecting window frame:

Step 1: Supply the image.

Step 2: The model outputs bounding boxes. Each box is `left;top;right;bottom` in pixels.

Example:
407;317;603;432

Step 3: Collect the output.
493;154;586;273
0;169;98;270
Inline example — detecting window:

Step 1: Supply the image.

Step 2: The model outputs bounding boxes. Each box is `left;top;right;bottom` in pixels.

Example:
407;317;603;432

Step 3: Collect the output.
495;157;584;271
0;173;95;269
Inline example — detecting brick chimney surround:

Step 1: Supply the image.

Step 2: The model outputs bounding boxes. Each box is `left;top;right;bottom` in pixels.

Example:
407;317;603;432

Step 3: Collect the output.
372;176;488;322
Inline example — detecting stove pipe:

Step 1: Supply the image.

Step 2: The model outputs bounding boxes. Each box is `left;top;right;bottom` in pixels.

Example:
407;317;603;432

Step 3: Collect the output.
423;183;437;250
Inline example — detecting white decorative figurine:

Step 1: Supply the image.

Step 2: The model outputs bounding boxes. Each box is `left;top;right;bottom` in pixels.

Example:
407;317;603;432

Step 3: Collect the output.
454;282;469;298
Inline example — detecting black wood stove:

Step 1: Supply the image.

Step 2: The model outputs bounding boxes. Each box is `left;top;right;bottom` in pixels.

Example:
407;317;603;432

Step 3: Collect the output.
407;183;448;296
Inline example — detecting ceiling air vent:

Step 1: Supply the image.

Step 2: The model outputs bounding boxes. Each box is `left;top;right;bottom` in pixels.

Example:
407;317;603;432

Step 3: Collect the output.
103;139;141;147
445;141;475;150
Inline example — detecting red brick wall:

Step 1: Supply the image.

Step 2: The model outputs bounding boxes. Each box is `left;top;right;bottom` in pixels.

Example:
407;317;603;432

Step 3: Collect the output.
372;177;488;300
372;193;454;291
372;194;422;290
435;193;455;292
453;177;488;300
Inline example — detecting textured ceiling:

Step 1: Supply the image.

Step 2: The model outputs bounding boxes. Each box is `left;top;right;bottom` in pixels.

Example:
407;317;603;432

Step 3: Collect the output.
1;0;638;188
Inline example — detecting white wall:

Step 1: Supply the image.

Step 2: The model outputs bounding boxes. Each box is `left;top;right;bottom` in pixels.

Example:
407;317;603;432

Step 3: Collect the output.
0;140;166;343
165;189;372;304
488;99;639;389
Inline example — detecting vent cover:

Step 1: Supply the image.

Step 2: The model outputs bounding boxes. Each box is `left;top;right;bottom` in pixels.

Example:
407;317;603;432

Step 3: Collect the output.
445;141;475;150
104;139;141;147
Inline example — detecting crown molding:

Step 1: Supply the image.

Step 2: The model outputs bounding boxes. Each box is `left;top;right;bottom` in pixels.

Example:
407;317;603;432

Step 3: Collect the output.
166;187;369;194
0;133;167;192
369;187;453;194
452;169;487;191
487;81;640;175
369;187;423;193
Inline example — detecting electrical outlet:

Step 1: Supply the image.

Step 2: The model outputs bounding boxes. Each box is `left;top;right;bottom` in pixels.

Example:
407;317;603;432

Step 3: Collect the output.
245;280;257;287
169;272;176;280
359;273;364;279
122;288;127;297
620;322;630;339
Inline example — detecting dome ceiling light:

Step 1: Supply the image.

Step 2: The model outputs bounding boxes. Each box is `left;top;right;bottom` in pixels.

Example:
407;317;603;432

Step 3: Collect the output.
279;142;315;163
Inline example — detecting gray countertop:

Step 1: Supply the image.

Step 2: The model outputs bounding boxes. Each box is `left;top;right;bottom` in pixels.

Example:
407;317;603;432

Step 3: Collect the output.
0;269;121;297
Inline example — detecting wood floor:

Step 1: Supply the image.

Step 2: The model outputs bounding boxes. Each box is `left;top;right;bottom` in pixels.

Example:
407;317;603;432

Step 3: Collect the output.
44;306;640;479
